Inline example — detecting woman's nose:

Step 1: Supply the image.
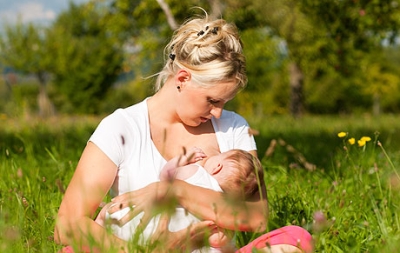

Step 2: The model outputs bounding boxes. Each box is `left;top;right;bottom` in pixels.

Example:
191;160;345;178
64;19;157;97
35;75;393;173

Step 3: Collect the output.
210;106;223;119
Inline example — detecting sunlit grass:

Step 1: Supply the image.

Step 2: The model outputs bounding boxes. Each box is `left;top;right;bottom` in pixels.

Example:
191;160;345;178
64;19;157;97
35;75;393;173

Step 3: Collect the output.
1;114;399;252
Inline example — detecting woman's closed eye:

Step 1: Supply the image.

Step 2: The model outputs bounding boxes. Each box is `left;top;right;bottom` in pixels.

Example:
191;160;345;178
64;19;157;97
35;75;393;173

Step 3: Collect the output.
208;99;221;105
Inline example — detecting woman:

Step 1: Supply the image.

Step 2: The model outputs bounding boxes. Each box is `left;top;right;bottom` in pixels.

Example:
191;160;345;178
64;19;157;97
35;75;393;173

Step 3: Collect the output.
54;12;313;253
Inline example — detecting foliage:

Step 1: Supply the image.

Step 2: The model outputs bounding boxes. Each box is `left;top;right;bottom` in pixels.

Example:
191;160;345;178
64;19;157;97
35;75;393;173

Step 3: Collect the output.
2;0;400;116
99;77;153;113
47;2;124;114
246;0;400;115
357;51;400;114
226;27;290;116
298;0;400;114
0;21;51;77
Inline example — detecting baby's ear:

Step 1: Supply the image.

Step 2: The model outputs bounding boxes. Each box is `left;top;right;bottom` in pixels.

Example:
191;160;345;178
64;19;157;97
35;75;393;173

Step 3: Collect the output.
211;163;223;175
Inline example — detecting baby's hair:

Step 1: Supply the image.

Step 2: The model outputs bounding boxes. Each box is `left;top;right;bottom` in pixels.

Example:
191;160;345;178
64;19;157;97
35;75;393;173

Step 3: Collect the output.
221;149;264;200
155;10;247;91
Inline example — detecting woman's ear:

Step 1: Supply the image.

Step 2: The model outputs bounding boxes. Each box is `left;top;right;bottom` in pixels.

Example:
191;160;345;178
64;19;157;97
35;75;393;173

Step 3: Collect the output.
176;69;191;88
211;163;223;175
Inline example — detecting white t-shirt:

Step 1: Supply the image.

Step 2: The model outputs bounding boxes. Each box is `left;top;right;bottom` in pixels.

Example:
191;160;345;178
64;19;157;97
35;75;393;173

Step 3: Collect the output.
89;98;257;246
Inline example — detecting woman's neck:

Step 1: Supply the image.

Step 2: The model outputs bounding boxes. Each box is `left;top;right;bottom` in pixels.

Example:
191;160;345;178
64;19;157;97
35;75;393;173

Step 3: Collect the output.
147;80;180;126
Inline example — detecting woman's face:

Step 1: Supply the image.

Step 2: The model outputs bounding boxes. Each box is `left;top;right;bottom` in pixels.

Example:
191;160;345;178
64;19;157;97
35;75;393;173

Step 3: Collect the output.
176;79;238;127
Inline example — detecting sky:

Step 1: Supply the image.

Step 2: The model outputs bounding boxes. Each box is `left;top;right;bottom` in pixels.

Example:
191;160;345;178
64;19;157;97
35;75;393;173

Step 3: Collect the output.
0;0;89;27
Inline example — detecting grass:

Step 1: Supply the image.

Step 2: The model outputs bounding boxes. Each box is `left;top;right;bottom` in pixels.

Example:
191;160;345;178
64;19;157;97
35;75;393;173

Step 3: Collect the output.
0;113;399;252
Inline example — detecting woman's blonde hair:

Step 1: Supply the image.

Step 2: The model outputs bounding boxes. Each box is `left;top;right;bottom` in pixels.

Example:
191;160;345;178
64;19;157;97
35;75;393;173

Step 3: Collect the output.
155;13;247;91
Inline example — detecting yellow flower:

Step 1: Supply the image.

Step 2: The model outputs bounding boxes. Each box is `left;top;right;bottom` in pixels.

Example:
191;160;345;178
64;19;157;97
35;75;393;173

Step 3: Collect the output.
358;139;366;147
360;136;371;142
348;138;355;145
338;132;347;138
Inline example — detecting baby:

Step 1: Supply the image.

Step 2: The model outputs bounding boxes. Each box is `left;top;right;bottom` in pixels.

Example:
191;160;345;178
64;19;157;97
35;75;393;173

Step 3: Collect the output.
96;147;264;251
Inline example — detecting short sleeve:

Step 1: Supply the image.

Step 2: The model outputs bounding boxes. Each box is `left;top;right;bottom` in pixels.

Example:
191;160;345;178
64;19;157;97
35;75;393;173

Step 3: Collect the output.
212;110;257;153
89;109;128;166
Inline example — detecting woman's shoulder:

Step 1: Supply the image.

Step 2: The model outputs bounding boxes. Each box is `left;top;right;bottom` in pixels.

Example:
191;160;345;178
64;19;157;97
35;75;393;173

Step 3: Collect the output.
213;110;256;152
105;99;149;123
93;99;149;137
215;109;249;127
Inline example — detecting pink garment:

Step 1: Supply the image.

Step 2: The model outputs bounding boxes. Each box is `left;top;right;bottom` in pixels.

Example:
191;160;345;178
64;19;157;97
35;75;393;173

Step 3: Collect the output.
237;225;313;253
58;246;74;253
58;245;91;253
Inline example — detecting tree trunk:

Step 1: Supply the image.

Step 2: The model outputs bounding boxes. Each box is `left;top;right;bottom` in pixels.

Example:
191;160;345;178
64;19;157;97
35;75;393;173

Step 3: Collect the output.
156;0;178;30
208;0;224;20
157;0;224;31
372;93;380;116
37;72;55;117
289;62;303;118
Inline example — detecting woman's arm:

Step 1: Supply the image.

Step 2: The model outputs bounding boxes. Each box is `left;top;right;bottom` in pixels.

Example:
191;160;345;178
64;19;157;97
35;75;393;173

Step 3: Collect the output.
173;180;268;232
110;179;268;233
54;142;129;252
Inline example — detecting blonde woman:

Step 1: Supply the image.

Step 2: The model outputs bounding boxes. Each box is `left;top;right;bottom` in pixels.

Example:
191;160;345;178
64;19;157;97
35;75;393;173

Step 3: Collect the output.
55;12;313;253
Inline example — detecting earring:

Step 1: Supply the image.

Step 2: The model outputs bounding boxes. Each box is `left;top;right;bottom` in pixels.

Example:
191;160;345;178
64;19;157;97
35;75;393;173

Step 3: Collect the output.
177;86;181;90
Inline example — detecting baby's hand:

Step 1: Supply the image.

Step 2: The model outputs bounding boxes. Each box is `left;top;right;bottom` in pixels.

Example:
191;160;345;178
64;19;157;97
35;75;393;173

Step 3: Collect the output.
184;147;207;164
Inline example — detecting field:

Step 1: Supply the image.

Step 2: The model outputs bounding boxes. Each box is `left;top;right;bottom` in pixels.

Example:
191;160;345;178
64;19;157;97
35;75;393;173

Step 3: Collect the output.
1;113;400;252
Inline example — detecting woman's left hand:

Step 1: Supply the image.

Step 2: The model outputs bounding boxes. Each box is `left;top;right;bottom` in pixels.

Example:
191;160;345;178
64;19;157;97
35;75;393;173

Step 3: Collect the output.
108;181;175;227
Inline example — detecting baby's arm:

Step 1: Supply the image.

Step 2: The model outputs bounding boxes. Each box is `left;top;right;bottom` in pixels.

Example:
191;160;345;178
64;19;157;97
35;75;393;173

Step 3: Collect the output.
160;147;206;181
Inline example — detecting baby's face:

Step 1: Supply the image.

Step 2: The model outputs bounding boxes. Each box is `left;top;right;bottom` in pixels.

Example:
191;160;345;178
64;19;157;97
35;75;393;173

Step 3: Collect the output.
203;151;234;174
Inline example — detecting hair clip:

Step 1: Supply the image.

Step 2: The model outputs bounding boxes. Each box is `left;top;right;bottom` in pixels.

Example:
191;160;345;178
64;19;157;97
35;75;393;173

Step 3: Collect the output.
169;53;176;61
205;26;209;31
197;30;205;36
211;27;218;34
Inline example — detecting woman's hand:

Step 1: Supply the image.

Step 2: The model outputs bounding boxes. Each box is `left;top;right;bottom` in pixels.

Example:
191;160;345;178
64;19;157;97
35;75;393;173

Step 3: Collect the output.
108;181;176;227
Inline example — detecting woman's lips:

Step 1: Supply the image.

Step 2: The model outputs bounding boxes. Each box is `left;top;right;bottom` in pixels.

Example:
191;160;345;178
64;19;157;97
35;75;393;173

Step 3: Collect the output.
200;117;209;123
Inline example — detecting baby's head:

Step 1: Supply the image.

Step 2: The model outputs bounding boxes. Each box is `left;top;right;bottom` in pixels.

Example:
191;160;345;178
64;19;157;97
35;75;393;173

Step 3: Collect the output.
206;149;264;200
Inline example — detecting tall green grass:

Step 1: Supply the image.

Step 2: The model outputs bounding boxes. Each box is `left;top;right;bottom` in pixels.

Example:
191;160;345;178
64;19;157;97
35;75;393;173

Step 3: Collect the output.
0;114;399;252
0;115;98;252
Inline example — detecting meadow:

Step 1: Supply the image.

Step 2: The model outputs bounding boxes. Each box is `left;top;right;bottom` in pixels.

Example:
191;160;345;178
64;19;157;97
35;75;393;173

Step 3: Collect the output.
0;113;399;252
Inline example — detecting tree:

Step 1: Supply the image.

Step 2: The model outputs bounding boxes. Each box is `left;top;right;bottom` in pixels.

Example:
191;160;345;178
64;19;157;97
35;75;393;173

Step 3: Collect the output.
47;1;124;114
247;0;400;115
249;0;318;117
67;0;400;115
0;21;55;117
356;50;400;115
300;0;400;114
